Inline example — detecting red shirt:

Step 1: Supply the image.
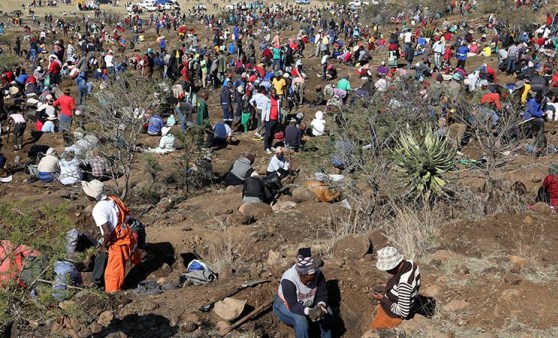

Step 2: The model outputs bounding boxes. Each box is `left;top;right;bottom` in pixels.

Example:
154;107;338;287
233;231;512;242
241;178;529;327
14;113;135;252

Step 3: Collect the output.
53;95;75;117
269;96;279;121
543;175;558;208
480;93;501;110
49;60;61;75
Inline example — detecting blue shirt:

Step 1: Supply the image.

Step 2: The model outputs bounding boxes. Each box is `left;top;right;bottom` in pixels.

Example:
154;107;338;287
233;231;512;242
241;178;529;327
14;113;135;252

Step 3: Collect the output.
147;115;164;135
523;98;544;120
456;46;469;61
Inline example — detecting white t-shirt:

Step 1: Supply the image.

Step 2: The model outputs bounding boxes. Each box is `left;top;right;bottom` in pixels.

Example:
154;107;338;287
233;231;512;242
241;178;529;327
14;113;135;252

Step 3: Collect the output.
403;32;413;44
91;198;119;236
104;54;114;68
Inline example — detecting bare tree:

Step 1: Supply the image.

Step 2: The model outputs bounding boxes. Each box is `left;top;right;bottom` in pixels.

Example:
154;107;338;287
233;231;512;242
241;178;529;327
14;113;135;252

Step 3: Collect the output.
84;74;170;200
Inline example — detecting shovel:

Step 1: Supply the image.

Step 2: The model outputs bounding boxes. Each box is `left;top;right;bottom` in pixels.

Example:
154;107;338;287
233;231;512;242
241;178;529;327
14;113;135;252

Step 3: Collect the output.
199;280;270;312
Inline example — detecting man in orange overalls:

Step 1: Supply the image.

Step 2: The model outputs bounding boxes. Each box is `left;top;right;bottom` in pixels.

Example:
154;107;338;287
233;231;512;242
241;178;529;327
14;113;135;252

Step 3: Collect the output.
82;180;141;293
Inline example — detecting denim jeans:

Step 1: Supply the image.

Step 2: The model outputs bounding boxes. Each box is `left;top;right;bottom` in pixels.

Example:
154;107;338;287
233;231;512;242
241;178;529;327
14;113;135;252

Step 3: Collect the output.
58;114;72;133
272;297;332;338
176;108;186;132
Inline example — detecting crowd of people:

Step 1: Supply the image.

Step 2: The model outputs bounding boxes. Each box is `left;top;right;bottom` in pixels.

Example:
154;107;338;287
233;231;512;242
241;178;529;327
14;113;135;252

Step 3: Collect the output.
4;0;558;335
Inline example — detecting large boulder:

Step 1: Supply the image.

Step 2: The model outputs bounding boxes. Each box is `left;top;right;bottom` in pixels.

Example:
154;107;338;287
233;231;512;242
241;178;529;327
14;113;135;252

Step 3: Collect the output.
290;187;316;203
238;203;273;220
214;297;246;322
332;234;371;260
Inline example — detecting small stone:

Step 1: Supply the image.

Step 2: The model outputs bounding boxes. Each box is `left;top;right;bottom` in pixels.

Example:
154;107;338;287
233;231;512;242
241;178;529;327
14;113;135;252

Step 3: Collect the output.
266;250;282;266
88;323;102;334
522;216;535;225
238;203;273;220
290;187;315;203
97;310;114;326
530;202;553;214
105;332;128;338
180;321;198;333
430;259;442;268
183;313;201;324
503;273;522;285
226;212;253;225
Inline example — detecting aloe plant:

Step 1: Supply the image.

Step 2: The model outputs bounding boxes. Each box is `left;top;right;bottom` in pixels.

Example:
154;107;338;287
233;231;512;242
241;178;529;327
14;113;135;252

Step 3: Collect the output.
393;128;456;201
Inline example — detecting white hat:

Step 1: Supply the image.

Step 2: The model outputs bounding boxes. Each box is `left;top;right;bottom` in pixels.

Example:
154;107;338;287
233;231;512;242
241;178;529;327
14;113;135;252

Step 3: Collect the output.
376;246;404;271
82;180;104;199
37;103;48;111
161;126;171;136
46;147;57;155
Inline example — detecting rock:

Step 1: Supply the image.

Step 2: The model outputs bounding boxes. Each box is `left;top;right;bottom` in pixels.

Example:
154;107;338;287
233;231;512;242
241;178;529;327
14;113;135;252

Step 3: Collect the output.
290;187;316;203
97;310;114;326
272;200;298;212
530;202;553;214
105;332;128;338
78;328;93;338
219;266;234;281
443;300;470;312
88;323;102;334
214;297;247;321
522;215;535;225
499;289;521;303
455;265;470;275
503;273;522;285
226;185;243;193
430;259;442;268
332;234;371;260
508;255;527;268
266;250;282;266
180;321;198;333
238;203;273;220
226;212;253;225
157;277;168;285
170;213;185;223
215;321;230;333
181;313;201;325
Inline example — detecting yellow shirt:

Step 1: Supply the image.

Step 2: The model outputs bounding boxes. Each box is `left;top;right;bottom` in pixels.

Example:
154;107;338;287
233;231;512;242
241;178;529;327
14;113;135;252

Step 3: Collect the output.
481;47;492;57
272;78;286;95
521;84;531;104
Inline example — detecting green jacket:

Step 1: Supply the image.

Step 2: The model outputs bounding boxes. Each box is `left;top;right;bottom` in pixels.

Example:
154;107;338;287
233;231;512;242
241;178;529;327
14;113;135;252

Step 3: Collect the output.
196;98;209;127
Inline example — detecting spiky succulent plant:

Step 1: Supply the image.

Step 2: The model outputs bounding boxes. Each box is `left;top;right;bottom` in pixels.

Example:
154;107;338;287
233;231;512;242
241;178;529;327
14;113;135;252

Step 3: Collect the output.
393;128;456;201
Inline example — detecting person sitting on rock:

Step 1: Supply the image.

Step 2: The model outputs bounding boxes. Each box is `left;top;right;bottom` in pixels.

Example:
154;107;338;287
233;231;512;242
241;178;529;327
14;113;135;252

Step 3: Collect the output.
273;247;333;338
37;147;59;183
536;164;558;208
147;127;176;154
224;153;255;186
242;172;265;204
369;247;421;330
147;112;164;136
266;147;290;177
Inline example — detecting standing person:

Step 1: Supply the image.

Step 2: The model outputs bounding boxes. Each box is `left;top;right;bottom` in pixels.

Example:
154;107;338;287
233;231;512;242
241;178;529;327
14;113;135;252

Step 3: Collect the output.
8;112;26;150
321;52;330;81
53;88;75;133
369;247;421;330
273;247;332;338
250;86;271;139
196;92;210;128
432;39;445;70
264;88;281;154
455;42;469;70
220;81;234;123
506;42;519;75
81;180;141;293
48;54;62;85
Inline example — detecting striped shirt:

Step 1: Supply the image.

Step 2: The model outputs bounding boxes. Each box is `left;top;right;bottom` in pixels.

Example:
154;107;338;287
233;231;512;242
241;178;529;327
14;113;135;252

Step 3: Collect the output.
380;260;420;319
